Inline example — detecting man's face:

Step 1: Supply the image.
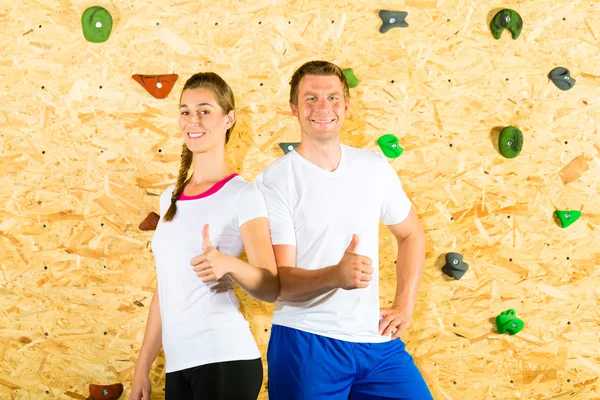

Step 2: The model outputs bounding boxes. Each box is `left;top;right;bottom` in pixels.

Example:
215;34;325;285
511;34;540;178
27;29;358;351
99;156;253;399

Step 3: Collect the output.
290;74;349;143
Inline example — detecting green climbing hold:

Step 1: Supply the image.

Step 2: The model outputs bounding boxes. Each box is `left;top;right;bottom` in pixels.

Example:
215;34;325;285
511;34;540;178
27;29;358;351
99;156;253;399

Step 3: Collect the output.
554;210;581;228
496;309;524;335
490;9;523;40
342;68;359;89
377;134;404;159
81;6;113;43
498;126;523;158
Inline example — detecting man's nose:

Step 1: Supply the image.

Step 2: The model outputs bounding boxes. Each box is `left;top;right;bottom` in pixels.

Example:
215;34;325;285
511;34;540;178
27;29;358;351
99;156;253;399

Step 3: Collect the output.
315;98;329;111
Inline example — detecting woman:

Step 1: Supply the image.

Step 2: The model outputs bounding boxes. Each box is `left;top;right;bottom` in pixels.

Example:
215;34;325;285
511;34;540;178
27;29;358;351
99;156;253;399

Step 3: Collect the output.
130;72;279;400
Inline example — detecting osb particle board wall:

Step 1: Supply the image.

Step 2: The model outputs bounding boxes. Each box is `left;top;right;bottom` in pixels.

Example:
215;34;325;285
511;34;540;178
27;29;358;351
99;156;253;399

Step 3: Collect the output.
1;0;599;399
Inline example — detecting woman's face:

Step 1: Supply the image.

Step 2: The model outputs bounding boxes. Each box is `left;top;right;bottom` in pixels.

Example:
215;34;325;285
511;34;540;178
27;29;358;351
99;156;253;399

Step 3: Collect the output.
179;87;235;154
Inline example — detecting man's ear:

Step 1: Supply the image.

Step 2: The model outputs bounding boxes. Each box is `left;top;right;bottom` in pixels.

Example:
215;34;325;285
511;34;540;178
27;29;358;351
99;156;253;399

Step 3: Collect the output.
290;102;299;118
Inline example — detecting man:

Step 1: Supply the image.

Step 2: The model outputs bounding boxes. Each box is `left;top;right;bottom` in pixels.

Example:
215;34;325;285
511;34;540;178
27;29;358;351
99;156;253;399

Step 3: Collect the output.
256;61;433;400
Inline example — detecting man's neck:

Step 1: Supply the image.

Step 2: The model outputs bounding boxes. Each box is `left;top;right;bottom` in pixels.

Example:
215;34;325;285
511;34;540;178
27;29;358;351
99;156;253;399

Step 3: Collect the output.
295;141;342;172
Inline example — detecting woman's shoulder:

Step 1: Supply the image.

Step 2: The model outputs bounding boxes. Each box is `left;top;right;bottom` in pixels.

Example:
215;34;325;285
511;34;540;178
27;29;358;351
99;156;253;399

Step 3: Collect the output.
161;185;176;199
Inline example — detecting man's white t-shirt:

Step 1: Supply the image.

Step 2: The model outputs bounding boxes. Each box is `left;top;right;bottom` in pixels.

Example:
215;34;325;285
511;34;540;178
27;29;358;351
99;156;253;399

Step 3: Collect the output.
256;145;412;343
151;174;265;373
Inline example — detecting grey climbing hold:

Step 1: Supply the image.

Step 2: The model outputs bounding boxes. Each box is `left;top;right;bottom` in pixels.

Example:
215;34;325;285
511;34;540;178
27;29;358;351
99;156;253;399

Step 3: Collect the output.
549;67;576;91
442;252;469;280
378;10;408;33
278;142;300;154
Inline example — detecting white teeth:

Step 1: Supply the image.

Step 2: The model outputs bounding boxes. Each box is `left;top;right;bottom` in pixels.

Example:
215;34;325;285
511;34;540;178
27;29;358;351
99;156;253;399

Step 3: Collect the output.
189;132;204;138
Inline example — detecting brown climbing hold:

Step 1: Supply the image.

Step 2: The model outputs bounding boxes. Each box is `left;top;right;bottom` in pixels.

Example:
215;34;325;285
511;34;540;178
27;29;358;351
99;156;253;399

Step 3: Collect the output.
87;383;123;400
132;74;178;99
139;212;160;231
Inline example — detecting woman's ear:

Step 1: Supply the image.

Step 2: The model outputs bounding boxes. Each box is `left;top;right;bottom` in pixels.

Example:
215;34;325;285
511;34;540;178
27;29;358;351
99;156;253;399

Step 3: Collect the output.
226;110;236;129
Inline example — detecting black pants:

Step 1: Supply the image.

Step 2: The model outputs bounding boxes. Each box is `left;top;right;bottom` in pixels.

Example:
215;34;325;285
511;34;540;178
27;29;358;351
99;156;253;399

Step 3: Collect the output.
165;358;263;400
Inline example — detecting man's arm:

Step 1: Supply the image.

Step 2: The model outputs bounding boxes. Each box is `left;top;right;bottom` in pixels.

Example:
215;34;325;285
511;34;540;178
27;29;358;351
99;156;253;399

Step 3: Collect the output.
379;206;426;339
273;234;373;302
388;206;426;311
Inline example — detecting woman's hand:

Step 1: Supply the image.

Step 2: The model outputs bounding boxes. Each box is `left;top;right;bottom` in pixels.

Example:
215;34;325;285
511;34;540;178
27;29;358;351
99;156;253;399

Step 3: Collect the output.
129;372;151;400
191;225;234;283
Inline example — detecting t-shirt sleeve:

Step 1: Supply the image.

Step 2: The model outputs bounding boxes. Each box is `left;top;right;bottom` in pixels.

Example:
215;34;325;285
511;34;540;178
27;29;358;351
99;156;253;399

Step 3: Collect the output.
159;185;176;218
236;183;269;228
379;156;412;225
255;174;296;246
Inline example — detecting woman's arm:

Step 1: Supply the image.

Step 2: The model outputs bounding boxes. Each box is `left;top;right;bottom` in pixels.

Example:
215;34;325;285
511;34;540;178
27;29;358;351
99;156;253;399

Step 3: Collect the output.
191;221;280;303
130;288;162;399
133;288;162;374
227;217;280;302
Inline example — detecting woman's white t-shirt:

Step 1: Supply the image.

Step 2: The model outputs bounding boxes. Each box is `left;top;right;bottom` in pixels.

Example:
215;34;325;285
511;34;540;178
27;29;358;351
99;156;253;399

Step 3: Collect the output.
151;174;266;373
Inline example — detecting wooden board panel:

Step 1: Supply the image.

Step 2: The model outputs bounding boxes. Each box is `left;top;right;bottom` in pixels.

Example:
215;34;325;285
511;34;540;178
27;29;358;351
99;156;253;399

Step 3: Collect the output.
1;0;599;399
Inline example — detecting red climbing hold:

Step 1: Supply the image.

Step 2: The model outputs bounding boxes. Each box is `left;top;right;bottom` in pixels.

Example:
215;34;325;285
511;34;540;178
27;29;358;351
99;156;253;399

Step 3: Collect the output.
132;74;178;99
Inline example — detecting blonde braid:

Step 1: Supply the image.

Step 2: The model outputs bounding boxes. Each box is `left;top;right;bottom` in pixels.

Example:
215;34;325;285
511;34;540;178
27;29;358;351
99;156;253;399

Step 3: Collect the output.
163;144;193;222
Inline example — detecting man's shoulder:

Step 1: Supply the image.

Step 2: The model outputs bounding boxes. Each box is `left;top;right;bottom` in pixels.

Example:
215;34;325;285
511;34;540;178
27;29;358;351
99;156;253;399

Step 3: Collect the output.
343;144;387;166
257;152;296;183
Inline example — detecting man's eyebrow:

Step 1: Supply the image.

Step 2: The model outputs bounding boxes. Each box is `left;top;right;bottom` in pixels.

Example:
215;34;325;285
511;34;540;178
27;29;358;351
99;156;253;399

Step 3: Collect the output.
179;103;214;109
302;91;342;97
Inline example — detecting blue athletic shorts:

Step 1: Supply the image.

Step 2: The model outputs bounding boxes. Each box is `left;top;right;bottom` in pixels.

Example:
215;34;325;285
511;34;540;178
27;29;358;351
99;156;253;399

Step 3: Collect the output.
267;325;433;400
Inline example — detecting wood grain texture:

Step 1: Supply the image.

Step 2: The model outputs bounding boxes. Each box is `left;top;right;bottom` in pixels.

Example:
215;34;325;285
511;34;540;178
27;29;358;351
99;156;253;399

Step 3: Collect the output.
1;0;599;399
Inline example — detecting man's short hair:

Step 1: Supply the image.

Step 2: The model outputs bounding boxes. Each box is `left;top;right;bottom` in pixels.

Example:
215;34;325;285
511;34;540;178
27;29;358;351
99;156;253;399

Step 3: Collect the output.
289;61;350;105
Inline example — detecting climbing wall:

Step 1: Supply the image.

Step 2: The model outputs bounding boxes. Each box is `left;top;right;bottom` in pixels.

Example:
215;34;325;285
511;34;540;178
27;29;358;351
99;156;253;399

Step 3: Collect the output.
1;0;599;399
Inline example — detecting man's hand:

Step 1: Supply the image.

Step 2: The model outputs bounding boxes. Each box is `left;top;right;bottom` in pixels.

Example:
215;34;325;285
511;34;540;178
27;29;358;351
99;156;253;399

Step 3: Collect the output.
191;225;233;283
379;305;413;340
336;234;373;290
